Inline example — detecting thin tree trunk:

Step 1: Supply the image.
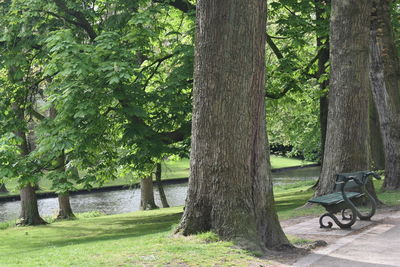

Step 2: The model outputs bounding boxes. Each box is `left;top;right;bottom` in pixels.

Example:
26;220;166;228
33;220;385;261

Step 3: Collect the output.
57;193;75;220
369;90;385;170
49;107;76;219
155;163;169;208
0;183;8;193
316;0;372;196
369;0;400;191
315;0;330;165
12;102;46;226
176;0;290;252
140;176;159;210
311;0;330;190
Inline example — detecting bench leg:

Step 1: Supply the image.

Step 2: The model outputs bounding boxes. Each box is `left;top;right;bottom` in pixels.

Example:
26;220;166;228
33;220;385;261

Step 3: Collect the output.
341;208;353;220
356;186;377;221
319;213;334;228
319;209;357;229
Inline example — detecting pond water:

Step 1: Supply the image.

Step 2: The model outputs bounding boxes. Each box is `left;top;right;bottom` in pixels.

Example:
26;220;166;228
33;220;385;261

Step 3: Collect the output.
0;166;320;222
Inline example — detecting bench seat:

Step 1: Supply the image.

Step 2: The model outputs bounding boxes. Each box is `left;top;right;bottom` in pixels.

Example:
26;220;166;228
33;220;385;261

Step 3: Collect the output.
309;191;362;206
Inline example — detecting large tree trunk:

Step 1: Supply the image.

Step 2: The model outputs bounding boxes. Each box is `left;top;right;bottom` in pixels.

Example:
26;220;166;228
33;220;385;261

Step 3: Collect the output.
315;0;372;196
369;0;400;191
19;184;46;225
0;183;8;193
140;176;159;210
176;0;290;252
155;163;169;208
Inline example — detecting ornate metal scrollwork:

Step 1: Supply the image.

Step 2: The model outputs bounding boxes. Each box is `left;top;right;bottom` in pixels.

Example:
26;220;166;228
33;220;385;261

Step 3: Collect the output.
319;209;357;229
341;208;353;220
319;213;334;228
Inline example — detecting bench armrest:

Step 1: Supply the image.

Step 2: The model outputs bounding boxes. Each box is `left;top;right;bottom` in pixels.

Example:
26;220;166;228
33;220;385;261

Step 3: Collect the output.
365;171;381;180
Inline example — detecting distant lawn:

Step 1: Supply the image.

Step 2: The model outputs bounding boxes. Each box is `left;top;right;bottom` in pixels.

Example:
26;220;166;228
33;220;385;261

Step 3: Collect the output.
0;179;397;266
270;155;315;169
160;156;316;180
1;156;315;196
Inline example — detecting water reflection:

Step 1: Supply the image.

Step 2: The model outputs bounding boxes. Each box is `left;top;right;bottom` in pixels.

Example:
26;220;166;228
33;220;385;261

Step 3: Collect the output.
0;167;319;222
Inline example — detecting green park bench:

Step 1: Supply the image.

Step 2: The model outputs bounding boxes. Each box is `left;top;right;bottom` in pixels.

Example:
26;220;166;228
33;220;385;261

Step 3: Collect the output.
308;171;381;229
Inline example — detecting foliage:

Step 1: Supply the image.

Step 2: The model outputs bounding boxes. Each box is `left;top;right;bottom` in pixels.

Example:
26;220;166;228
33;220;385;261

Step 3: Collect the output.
0;0;194;193
266;0;330;161
267;87;322;161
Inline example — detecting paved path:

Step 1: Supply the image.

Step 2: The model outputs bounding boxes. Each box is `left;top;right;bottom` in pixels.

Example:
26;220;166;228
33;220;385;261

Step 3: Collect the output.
289;210;400;267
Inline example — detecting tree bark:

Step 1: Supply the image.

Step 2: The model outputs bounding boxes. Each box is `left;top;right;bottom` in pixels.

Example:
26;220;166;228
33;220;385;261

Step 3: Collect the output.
55;161;75;220
0;183;8;193
155;163;170;208
369;90;385;170
176;0;290;252
369;0;400;191
315;0;330;164
315;0;372;196
57;193;75;220
19;184;47;225
140;176;159;210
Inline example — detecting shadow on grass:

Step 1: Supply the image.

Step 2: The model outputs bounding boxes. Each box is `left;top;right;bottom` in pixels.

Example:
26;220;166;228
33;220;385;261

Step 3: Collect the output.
1;212;183;257
275;190;313;212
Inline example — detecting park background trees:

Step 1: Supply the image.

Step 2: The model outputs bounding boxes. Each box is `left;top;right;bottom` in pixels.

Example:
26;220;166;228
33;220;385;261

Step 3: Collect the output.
0;0;399;232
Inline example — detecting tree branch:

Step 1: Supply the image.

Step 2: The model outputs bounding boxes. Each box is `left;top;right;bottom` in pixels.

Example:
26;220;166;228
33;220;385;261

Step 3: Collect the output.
153;0;195;13
138;54;176;90
265;41;327;99
52;0;97;41
135;54;175;81
44;10;87;31
266;34;284;59
27;106;46;121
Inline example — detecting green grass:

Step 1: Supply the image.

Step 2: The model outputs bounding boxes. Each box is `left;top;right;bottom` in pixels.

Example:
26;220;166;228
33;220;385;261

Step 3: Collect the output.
270;155;315;169
0;208;268;266
0;179;398;266
1;156;315;196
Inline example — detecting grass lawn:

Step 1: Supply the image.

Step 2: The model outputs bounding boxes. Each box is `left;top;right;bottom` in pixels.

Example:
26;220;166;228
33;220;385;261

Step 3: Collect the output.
1;179;397;266
1;156;315;196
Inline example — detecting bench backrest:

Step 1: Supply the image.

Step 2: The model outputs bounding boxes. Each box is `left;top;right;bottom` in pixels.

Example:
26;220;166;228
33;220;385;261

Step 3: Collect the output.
333;171;371;192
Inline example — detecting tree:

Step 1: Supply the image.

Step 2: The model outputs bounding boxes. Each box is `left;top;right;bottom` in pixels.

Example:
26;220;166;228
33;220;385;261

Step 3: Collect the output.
176;0;290;252
314;0;330;163
315;0;371;196
140;176;159;210
0;0;78;224
12;97;46;225
369;0;400;190
155;162;169;208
